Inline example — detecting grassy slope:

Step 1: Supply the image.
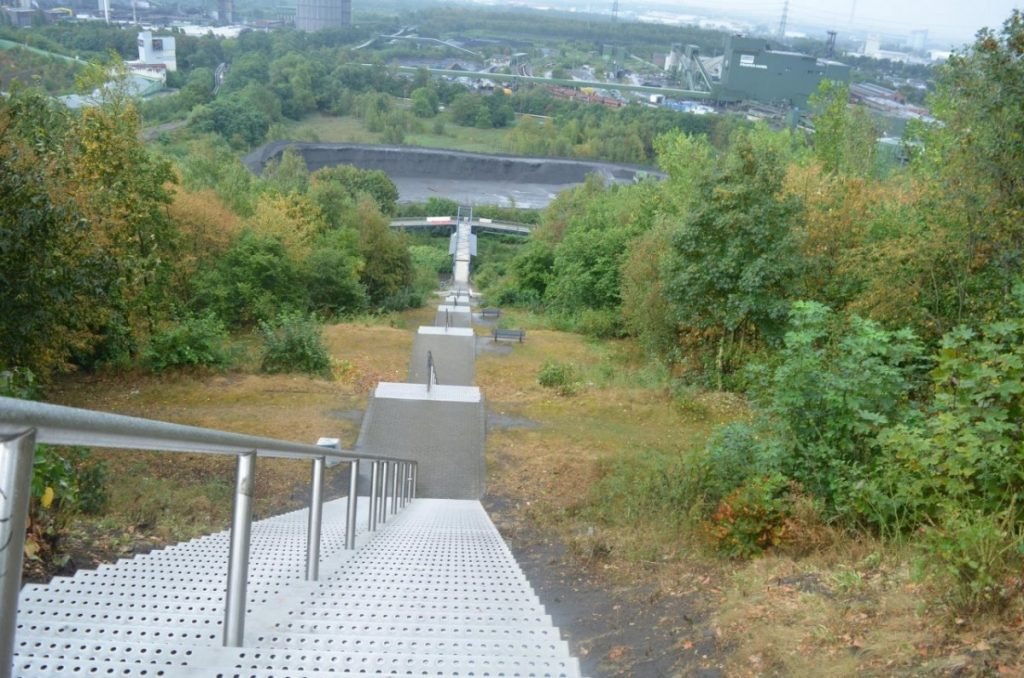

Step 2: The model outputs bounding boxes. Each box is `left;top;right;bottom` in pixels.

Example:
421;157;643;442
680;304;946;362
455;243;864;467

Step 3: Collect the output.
278;112;511;153
49;318;416;543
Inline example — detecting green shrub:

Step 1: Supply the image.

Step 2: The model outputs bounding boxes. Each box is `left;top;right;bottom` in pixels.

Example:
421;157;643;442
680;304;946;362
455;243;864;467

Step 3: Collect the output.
709;473;792;559
306;232;368;317
191;230;307;328
695;422;784;511
918;508;1024;615
144;313;232;371
537;360;579;396
258;311;332;377
574;308;625;339
28;445;108;565
705;301;926;525
0;366;39;399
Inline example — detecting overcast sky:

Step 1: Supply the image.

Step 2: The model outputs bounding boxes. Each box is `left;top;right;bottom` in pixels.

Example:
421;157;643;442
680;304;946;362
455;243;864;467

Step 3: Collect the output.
670;0;1021;43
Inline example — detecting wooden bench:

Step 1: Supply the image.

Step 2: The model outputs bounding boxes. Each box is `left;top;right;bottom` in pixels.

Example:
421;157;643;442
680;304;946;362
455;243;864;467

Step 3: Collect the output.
481;308;502;319
492;328;525;343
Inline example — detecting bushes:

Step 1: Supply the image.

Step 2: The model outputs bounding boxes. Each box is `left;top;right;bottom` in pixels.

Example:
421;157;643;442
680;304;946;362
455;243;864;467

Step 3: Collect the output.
537;360;579;396
144;313;232;371
710;473;792;559
918;508;1024;615
27;445;108;568
258;311;332;377
191;230;307;327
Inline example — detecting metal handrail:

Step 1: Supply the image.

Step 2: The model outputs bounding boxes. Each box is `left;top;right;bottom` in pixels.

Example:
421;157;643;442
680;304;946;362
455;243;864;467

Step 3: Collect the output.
0;396;418;675
0;396;408;463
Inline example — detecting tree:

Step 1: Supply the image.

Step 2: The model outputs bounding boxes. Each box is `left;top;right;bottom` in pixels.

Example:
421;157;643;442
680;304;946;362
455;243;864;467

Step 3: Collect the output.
410;86;439;118
354;198;414;308
546;182;658;313
447;92;483;126
166;187;242;299
907;10;1024;328
262;148;310;195
269;52;322;119
310;165;399;216
66;62;178;348
191;229;307;327
0;73;176;373
808;81;878;177
665;127;804;382
0;95;103;373
246;192;325;258
305;229;367;316
190;96;271;148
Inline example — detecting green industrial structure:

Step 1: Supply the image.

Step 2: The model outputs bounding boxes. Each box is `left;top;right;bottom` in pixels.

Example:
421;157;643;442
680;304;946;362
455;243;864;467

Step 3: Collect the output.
717;35;850;106
390;32;849;109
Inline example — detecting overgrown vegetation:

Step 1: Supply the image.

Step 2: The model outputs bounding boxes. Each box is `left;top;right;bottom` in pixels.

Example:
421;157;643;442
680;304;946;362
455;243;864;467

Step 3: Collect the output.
477;10;1024;620
257;310;332;377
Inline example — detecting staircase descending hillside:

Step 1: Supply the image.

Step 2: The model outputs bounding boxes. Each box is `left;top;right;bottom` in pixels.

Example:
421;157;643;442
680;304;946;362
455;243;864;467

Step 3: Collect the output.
12;499;578;676
1;204;580;677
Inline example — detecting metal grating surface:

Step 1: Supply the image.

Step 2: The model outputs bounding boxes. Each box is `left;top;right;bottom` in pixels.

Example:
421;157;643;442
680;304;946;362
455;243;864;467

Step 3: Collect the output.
13;498;580;677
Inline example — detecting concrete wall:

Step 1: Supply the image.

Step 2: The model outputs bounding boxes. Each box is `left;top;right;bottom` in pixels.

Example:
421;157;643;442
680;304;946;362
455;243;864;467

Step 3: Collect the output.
243;143;658;183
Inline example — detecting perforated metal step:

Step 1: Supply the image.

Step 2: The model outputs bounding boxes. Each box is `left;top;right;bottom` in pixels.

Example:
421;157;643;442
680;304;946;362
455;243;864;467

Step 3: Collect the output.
13;498;580;677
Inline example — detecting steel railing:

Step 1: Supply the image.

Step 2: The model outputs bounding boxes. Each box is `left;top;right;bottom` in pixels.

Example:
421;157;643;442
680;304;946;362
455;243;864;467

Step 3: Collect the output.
0;396;417;676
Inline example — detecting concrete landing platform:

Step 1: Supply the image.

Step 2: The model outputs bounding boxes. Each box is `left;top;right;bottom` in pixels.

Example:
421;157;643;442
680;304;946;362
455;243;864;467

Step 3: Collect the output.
356;383;485;499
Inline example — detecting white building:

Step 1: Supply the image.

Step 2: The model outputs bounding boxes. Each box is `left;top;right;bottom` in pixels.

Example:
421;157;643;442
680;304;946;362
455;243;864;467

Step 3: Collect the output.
909;29;928;52
863;33;881;56
136;31;176;72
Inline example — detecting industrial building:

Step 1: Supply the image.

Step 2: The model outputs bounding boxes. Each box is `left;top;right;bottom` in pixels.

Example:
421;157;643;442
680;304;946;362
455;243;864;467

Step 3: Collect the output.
716;35;850;106
135;31;177;72
295;0;350;31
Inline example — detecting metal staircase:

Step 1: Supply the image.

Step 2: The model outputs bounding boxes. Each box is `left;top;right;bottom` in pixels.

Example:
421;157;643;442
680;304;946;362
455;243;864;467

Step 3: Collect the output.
11;498;579;676
0;201;580;677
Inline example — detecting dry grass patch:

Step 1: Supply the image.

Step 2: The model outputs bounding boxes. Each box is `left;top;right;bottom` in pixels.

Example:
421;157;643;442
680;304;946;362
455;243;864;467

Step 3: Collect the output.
712;540;1024;676
282;113;511;154
477;328;737;574
44;315;420;551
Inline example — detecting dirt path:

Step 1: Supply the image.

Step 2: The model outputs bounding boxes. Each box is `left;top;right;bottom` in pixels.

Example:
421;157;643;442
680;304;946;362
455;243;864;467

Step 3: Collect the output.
484;493;726;677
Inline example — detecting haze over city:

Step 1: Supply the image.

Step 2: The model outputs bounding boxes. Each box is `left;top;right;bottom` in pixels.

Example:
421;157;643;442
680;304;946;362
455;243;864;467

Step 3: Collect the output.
632;0;1023;45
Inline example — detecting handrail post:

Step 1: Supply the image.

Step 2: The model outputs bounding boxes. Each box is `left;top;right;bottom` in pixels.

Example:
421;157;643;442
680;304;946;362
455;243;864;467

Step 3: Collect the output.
395;463;403;510
1;429;36;678
390;463;400;515
412;463;417;499
305;456;325;581
427;351;433;393
398;464;406;509
345;459;358;550
368;461;379;532
378;462;389;525
403;464;410;507
223;450;256;647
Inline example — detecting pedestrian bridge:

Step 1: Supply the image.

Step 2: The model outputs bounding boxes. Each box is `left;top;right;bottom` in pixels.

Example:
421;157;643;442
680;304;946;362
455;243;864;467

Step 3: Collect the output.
0;206;580;677
390;217;531;237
